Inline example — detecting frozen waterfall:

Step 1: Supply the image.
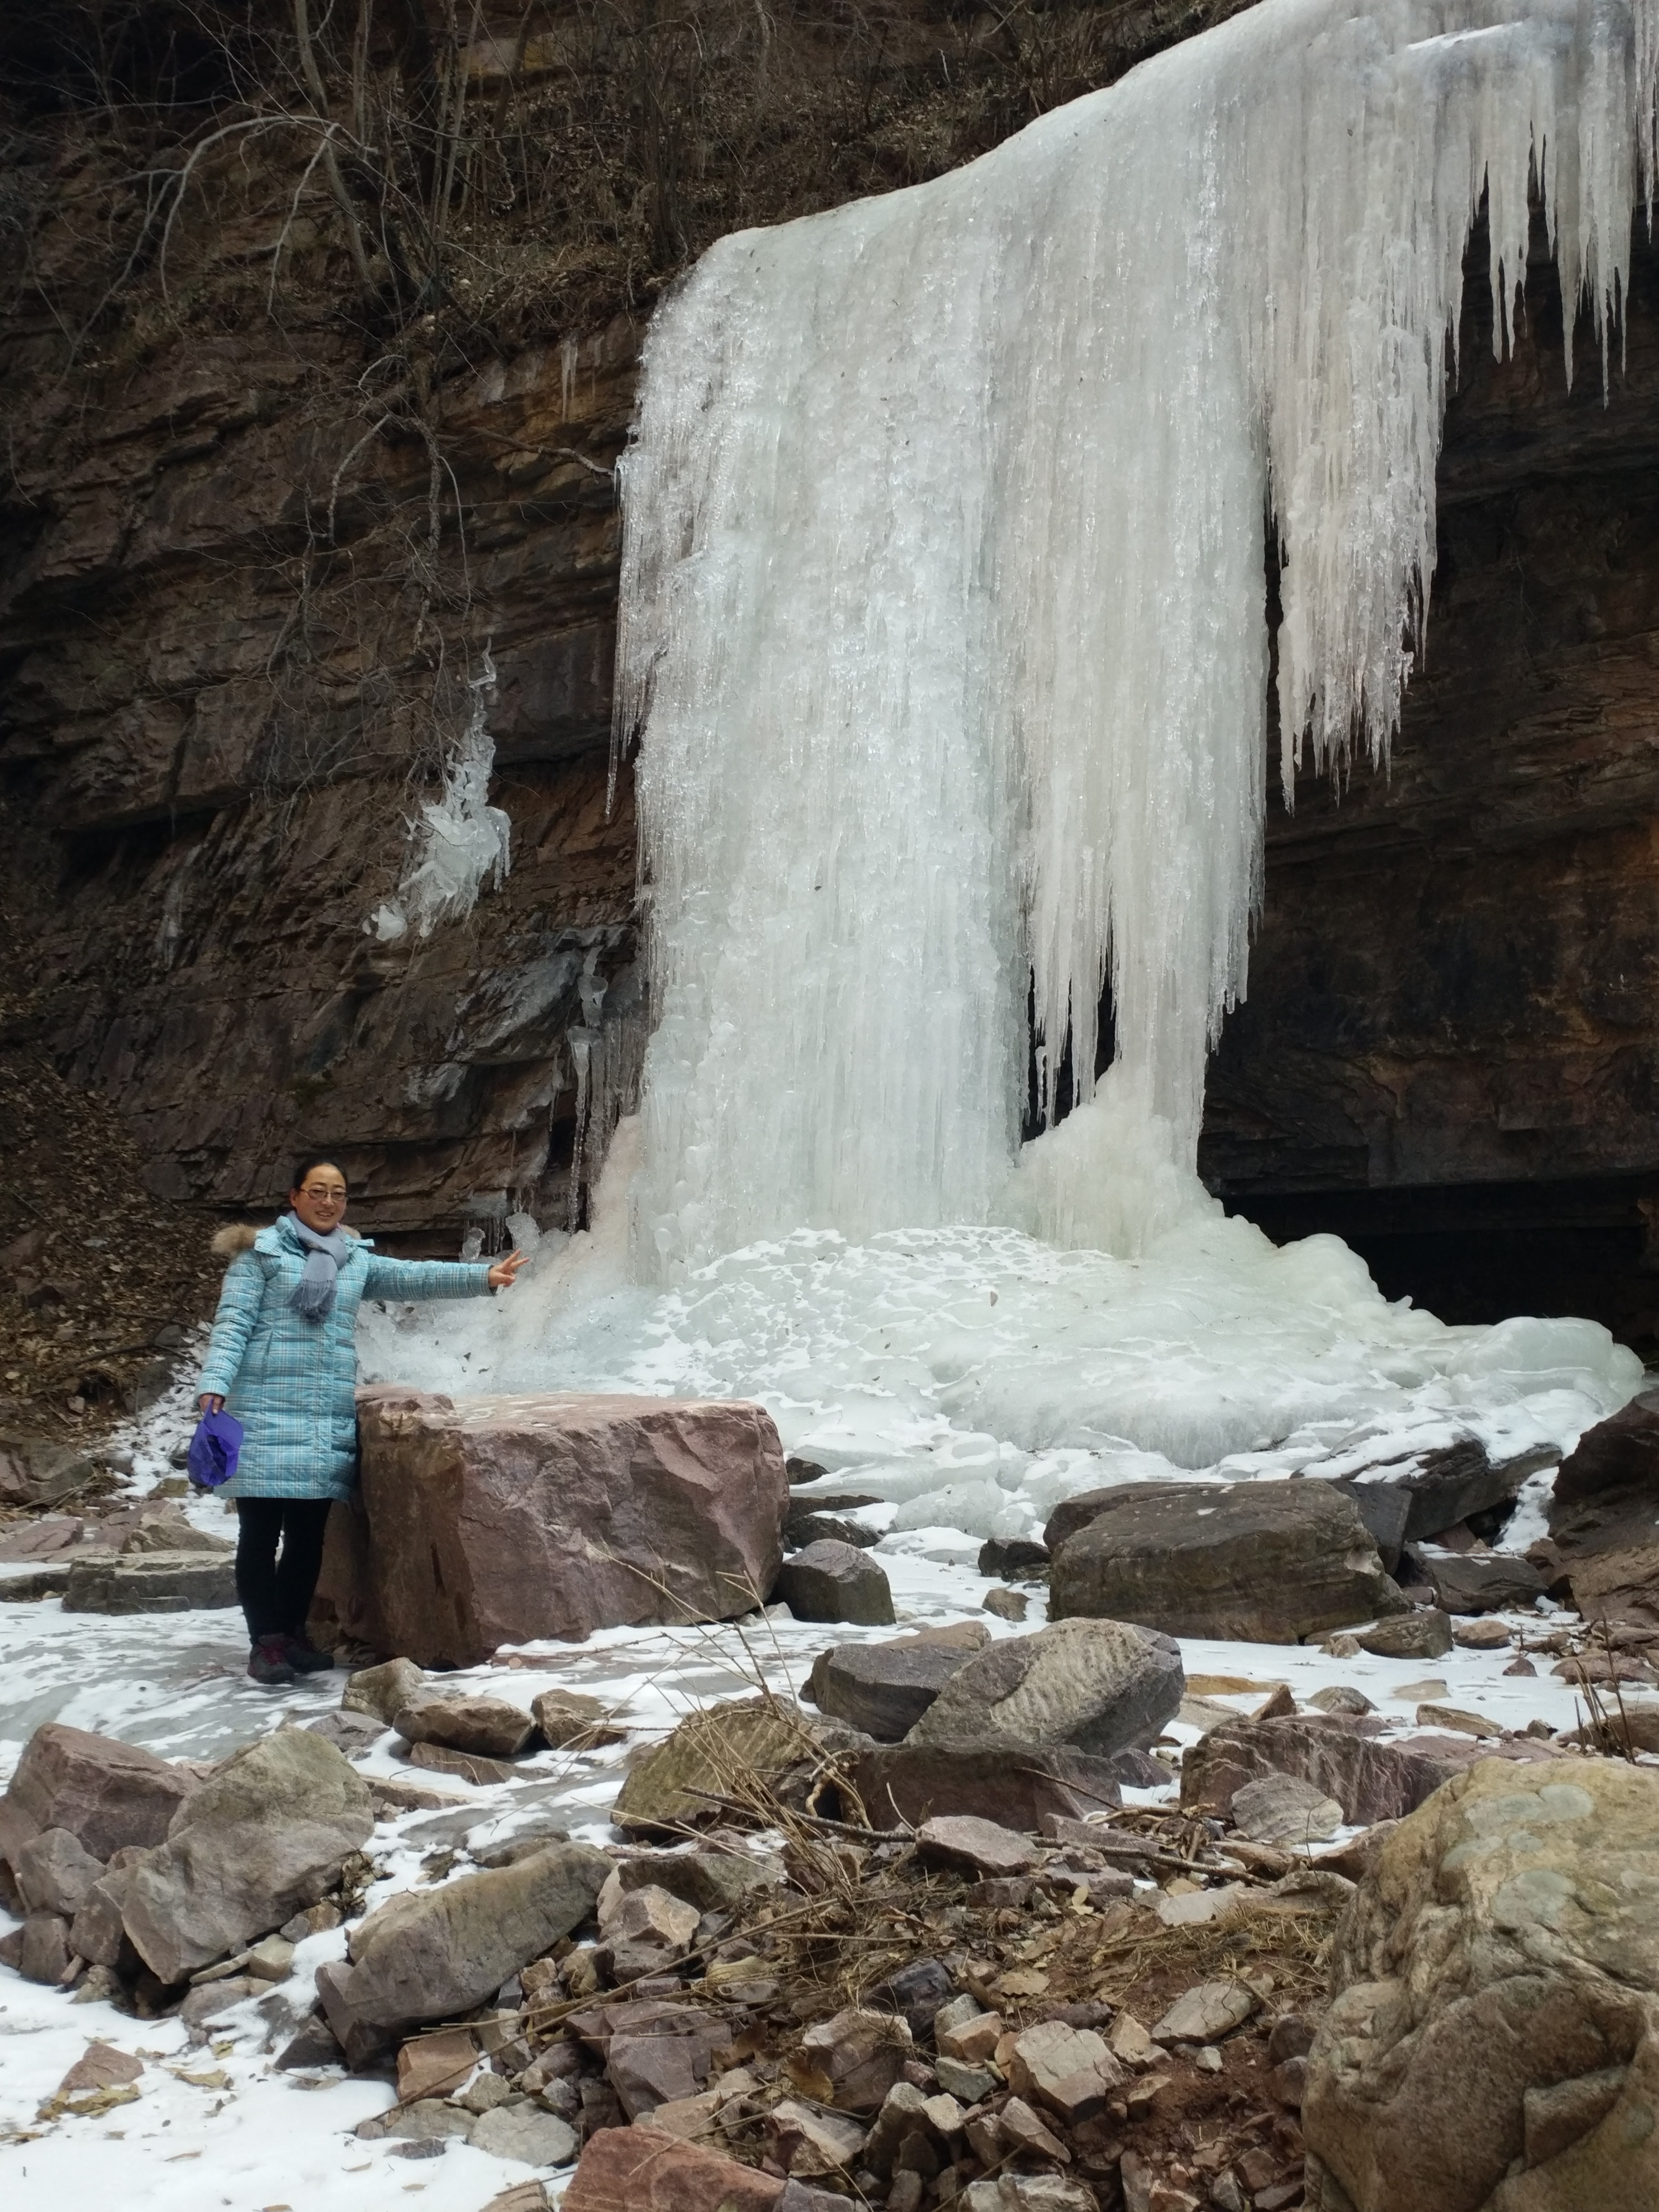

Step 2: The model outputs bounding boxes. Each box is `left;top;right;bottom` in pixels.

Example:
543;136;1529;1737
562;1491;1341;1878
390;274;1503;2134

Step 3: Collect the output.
615;0;1658;1278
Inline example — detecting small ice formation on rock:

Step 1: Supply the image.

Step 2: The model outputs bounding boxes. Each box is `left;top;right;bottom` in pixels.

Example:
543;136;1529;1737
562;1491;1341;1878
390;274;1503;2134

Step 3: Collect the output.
370;649;511;942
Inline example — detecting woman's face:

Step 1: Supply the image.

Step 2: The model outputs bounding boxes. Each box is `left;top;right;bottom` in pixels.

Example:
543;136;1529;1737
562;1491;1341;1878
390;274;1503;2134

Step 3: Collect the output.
291;1165;349;1235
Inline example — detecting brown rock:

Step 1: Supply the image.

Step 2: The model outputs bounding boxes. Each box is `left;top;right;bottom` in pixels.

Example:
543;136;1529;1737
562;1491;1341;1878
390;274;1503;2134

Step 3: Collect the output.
1047;1480;1404;1644
0;1434;97;1508
402;1741;521;1786
531;1688;627;1748
1180;1713;1558;1827
68;1860;141;1969
1356;1608;1454;1659
54;2040;144;2095
1451;1617;1513;1649
13;1827;106;1917
1003;2018;1124;2122
19;1911;72;1984
561;2123;784;2212
318;1388;789;1666
0;1722;195;1874
393;1691;537;1759
767;2098;869;2176
907;1618;1184;1760
1409;1548;1545;1615
791;2006;914;2111
846;1741;1121;1832
395;2027;478;2103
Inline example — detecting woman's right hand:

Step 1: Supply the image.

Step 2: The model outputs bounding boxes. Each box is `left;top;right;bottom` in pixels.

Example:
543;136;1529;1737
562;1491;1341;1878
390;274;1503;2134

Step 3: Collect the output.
199;1394;225;1414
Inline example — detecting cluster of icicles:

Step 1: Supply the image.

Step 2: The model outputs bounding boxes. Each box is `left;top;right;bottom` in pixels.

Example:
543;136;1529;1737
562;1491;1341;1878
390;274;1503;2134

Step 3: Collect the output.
613;0;1658;1279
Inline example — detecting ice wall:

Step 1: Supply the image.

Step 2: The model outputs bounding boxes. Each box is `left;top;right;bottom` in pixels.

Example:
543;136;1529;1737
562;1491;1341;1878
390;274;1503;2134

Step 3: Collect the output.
616;0;1658;1278
369;651;512;943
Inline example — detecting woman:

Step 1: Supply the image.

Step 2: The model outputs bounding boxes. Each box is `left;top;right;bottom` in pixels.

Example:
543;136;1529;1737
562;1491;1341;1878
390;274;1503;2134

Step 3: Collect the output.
196;1155;526;1686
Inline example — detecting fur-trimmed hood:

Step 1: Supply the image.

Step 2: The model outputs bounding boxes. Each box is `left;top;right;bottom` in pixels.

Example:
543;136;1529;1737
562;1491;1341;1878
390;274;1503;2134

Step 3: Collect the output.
211;1219;362;1258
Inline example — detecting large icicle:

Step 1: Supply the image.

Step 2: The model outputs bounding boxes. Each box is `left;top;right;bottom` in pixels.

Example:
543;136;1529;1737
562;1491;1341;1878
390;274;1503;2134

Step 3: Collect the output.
617;0;1656;1279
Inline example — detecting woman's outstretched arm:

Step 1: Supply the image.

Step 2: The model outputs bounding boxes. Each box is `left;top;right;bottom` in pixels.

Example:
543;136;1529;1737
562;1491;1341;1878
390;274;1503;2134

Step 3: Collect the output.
360;1252;505;1303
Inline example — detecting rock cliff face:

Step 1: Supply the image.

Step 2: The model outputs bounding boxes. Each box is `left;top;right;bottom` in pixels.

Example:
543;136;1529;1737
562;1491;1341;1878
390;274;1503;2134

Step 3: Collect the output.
4;4;1659;1342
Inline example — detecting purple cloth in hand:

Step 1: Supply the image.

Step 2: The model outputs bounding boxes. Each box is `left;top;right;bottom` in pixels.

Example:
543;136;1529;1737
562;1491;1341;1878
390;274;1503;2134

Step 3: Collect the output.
187;1407;244;1490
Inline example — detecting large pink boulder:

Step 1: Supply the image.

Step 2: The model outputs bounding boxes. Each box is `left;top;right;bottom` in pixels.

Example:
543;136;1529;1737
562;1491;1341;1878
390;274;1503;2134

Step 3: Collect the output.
316;1388;789;1665
0;1722;195;1875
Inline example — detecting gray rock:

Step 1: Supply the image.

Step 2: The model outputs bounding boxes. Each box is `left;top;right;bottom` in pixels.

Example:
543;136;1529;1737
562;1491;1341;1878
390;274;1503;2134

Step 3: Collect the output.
1152;1981;1257;2043
906;1616;1183;1759
1407;1548;1545;1616
470;2105;578;2165
341;1657;426;1723
13;1826;106;1917
1181;1712;1565;1828
916;1813;1040;1876
62;1552;238;1614
775;1540;895;1625
983;1586;1029;1622
69;1860;142;1968
120;1505;235;1557
1322;1476;1412;1572
359;2098;476;2142
314;1841;610;2064
607;1846;781;1918
961;2180;1100;2212
1389;1438;1558;1542
0;1433;97;1508
808;1625;989;1740
612;1697;836;1835
529;1689;626;1749
1229;1772;1344;1847
1357;1608;1453;1659
936;2054;999;2102
304;1710;387;1755
123;1730;374;1983
1048;1480;1406;1645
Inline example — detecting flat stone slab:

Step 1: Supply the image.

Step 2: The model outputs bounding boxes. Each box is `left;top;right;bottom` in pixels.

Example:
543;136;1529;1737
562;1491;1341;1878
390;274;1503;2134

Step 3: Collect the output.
807;1625;987;1739
316;1388;789;1666
61;1551;237;1614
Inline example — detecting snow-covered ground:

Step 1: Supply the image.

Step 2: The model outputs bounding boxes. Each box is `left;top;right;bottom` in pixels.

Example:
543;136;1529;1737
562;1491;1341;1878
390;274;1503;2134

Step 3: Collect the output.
0;1457;1630;2211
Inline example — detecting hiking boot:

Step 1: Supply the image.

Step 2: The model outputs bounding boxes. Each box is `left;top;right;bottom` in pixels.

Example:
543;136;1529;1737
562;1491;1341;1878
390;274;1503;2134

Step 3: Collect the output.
282;1634;336;1674
248;1635;296;1687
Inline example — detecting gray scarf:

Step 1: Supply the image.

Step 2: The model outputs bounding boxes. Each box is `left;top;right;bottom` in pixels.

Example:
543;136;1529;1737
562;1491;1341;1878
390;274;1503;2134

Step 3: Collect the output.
283;1213;352;1320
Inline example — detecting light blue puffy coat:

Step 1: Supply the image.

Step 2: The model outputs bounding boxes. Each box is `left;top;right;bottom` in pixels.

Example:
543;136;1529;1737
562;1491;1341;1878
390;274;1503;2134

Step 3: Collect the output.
195;1217;492;1501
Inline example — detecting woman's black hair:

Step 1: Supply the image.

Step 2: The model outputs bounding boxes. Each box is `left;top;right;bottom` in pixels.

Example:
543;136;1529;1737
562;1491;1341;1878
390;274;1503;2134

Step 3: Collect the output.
289;1154;349;1195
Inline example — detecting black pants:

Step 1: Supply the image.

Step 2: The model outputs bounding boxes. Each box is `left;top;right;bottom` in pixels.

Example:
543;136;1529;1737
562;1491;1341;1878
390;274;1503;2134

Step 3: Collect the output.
235;1499;333;1644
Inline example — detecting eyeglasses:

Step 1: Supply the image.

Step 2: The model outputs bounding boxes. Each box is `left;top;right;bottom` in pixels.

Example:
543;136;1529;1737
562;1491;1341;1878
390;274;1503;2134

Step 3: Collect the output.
300;1187;347;1202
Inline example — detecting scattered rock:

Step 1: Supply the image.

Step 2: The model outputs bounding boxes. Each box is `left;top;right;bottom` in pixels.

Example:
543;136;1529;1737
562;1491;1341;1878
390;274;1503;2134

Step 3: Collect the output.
18;1911;72;1984
303;1710;386;1755
1229;1772;1344;1847
470;2104;579;2166
358;2097;476;2143
988;2093;1071;2162
1152;1982;1256;2044
977;1537;1051;1581
600;1881;700;1981
367;1774;465;1815
320;1388;790;1665
123;1730;374;1984
1408;1548;1545;1616
120;1504;234;1557
613;1698;830;1835
315;1841;609;2063
395;2027;478;2103
1355;1608;1453;1659
530;1689;627;1749
792;2006;914;2110
0;1722;195;1873
935;1998;1004;2064
1308;1685;1375;1715
1413;1702;1498;1739
393;1691;538;1760
1450;1617;1513;1649
1047;1479;1405;1644
1003;2018;1124;2123
1503;1653;1538;1676
865;1956;955;2036
907;1617;1184;1760
807;1627;987;1740
561;2122;785;2212
61;1552;238;1613
53;2040;143;2095
341;1657;427;1723
768;2097;870;2175
846;1741;1121;1832
915;1814;1040;1877
1303;1757;1659;2212
1180;1713;1558;1827
983;1586;1029;1622
0;1515;83;1560
775;1540;895;1626
402;1743;521;1786
936;2054;999;2101
13;1827;106;1917
0;1433;98;1508
962;2178;1098;2212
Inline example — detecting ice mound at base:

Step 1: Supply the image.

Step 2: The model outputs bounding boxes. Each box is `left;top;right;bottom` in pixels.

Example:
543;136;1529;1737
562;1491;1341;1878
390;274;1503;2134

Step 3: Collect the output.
359;1116;1642;1556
